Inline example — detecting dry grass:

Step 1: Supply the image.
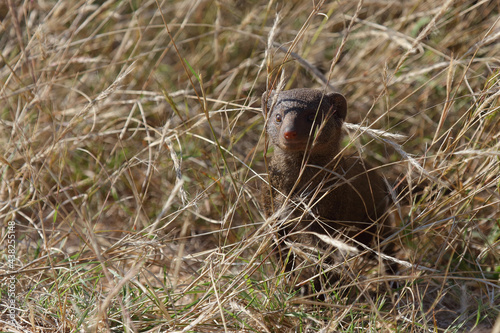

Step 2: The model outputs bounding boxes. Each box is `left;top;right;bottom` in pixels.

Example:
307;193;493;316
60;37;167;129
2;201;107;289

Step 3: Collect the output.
1;0;499;332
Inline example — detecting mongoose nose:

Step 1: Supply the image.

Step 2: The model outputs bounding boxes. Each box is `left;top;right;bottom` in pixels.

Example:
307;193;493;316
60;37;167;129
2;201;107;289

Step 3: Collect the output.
283;130;297;140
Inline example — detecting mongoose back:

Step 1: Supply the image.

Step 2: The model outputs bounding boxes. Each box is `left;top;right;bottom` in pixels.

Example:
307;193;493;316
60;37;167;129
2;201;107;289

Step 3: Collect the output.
262;88;390;249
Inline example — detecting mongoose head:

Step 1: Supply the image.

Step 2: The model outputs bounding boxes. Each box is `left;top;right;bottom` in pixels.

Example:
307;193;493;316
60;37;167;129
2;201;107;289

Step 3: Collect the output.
262;88;347;155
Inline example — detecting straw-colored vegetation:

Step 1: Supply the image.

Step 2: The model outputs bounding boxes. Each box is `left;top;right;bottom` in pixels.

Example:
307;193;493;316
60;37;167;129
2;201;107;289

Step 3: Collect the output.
1;0;499;332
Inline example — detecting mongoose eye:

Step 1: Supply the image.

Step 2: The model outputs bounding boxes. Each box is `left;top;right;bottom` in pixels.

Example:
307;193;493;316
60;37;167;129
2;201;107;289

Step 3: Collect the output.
275;114;282;123
307;114;316;122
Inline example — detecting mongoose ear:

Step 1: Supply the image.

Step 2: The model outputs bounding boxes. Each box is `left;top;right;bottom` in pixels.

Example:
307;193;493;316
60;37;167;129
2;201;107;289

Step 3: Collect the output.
327;92;347;121
261;90;276;116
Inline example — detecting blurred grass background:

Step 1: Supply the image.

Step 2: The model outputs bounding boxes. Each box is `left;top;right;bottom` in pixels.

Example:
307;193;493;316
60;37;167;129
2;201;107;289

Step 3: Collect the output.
0;0;499;332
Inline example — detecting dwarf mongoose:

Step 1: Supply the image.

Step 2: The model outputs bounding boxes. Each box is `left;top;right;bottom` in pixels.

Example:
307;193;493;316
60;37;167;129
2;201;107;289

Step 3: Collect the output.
262;88;390;255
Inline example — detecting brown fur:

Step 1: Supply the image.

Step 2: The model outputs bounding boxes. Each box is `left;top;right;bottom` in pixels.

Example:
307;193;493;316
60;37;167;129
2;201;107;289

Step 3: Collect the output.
261;88;391;258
